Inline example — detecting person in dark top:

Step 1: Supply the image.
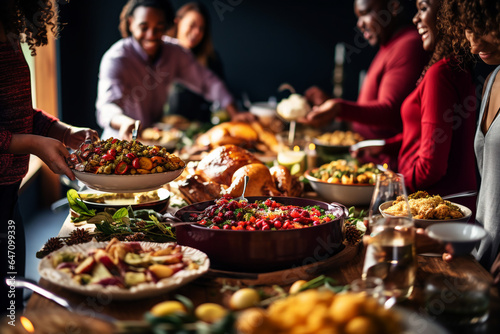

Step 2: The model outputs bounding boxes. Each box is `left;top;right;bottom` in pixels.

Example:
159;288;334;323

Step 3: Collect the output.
166;2;227;123
0;0;98;312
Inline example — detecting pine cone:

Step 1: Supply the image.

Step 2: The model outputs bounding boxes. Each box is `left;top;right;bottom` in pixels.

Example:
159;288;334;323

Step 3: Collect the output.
125;232;146;242
135;220;146;229
66;228;93;245
345;224;362;244
41;237;64;253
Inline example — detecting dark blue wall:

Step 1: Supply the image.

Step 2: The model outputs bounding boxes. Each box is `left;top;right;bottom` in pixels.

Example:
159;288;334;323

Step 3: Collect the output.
56;0;408;133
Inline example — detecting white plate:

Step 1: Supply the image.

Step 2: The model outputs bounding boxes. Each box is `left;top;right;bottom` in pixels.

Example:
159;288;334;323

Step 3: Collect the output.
73;168;184;193
39;241;209;300
379;201;472;227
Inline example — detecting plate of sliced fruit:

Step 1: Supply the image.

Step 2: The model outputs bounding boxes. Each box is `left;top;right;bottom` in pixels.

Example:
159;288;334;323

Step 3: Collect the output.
68;138;185;193
38;239;209;300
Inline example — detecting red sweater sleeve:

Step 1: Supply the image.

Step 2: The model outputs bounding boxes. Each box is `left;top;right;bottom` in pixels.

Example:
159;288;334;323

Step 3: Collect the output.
338;32;428;130
400;62;458;191
33;108;58;136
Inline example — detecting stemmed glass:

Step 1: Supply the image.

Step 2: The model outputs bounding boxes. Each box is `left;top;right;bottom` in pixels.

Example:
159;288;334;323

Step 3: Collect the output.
363;172;416;302
368;172;411;227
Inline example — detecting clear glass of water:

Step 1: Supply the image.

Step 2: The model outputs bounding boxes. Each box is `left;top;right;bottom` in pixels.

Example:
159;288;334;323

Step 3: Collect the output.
362;216;416;301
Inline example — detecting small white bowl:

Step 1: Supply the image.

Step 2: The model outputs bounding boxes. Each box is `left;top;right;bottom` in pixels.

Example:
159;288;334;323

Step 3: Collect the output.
425;223;487;256
250;102;277;127
304;169;374;206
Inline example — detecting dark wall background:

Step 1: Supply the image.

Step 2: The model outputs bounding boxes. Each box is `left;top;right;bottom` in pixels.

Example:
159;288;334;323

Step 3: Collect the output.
57;0;494;134
57;0;378;133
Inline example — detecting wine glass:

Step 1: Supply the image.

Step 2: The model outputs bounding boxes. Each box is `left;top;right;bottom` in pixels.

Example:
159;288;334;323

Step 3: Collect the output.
363;172;416;302
368;172;411;227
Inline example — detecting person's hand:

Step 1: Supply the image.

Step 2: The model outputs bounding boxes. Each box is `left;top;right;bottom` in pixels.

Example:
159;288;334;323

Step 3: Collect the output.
64;126;99;150
32;136;76;180
298;99;340;127
351;144;384;160
118;120;137;141
231;111;257;122
304;86;330;106
415;228;453;262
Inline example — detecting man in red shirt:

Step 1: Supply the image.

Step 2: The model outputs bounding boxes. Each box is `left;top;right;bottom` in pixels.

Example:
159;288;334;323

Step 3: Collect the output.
302;0;428;169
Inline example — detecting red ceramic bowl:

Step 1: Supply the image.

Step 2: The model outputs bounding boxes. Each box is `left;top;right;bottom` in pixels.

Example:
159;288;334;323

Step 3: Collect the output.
174;196;347;273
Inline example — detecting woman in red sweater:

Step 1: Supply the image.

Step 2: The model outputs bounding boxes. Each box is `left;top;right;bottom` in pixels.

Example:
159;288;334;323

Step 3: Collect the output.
355;0;477;197
0;0;98;312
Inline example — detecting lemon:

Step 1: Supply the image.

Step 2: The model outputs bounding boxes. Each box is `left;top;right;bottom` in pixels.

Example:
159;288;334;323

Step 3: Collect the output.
289;280;307;294
229;288;261;310
150;301;187;317
195;303;228;323
277;150;306;175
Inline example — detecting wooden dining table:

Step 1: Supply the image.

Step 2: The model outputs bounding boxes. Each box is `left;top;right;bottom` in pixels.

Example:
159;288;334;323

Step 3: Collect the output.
23;200;500;334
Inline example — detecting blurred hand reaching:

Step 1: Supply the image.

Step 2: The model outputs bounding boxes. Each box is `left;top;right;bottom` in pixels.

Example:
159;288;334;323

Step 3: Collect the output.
304;86;330;106
298;99;341;127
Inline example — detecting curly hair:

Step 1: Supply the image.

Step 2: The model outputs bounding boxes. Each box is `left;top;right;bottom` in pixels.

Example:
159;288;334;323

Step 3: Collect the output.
0;0;59;55
440;0;500;54
419;0;473;80
119;0;174;38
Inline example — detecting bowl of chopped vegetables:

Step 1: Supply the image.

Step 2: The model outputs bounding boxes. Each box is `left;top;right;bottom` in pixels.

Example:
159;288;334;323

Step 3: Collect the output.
304;160;381;206
69;138;185;193
173;196;348;272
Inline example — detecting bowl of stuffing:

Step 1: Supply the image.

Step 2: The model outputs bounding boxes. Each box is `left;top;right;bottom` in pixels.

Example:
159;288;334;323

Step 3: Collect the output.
379;191;472;228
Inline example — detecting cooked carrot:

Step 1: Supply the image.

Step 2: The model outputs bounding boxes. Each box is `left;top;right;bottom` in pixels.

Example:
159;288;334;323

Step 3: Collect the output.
138;157;153;170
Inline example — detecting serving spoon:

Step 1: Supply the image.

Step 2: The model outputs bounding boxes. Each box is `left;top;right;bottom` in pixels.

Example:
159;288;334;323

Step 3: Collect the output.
132;120;140;141
235;175;249;202
442;190;477;200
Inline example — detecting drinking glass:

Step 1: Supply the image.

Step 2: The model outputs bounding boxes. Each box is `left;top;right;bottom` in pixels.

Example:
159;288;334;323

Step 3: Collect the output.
425;274;490;325
350;276;385;305
362;216;416;301
368;172;411;228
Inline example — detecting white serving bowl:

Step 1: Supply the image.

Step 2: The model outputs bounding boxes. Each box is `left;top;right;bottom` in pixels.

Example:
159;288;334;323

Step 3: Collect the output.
73;168;184;193
425;223;487;256
250;102;277;127
379;201;472;228
304;169;374;206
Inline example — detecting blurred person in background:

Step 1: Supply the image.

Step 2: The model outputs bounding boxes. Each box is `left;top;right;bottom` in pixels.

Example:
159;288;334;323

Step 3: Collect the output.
0;0;98;312
352;0;477;200
166;2;226;124
301;0;428;170
441;0;500;281
96;0;253;140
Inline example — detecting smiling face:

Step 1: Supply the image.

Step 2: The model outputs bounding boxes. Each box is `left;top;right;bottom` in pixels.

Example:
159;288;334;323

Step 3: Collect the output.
128;6;168;59
354;0;392;46
465;30;500;65
176;10;206;50
413;0;440;51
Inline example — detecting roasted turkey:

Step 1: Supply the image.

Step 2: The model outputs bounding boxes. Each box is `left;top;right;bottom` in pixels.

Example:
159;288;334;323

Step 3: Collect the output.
195;121;280;154
177;145;302;203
